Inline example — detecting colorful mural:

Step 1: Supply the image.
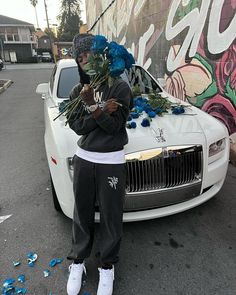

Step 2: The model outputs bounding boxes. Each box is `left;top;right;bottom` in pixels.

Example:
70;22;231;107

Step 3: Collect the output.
85;0;236;138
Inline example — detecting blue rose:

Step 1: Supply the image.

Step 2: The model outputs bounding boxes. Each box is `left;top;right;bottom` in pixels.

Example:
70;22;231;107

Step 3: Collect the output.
126;121;137;129
127;115;132;121
134;97;147;107
148;111;156;118
108;42;135;70
130;112;139;119
134;106;143;113
144;105;152;113
130;121;137;128
141;118;150;127
91;35;108;54
109;58;125;77
155;107;163;114
108;42;127;59
172;106;185;115
125;53;135;70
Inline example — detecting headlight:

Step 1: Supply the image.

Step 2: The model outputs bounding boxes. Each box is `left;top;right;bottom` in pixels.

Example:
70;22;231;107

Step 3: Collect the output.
209;138;226;157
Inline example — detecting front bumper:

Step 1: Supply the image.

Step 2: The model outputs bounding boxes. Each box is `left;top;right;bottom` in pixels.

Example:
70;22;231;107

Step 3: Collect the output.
94;178;224;222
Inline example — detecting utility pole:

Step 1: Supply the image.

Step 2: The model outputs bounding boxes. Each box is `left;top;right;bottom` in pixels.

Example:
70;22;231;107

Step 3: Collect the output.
43;0;56;63
34;6;40;29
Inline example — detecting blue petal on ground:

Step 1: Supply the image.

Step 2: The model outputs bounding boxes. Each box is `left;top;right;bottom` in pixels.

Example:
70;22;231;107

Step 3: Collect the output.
17;275;25;283
1;285;15;295
2;279;15;288
15;288;27;294
43;270;51;277
13;261;21;267
49;258;63;267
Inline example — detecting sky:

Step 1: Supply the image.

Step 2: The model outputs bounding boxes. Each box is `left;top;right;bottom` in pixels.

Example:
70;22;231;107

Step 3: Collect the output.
0;0;87;29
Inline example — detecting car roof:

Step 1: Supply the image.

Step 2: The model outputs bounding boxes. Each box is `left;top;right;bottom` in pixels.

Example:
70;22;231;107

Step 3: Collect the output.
56;58;77;70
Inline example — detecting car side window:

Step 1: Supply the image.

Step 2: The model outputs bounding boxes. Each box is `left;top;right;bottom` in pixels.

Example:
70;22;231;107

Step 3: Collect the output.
126;65;162;94
57;67;80;98
49;65;57;94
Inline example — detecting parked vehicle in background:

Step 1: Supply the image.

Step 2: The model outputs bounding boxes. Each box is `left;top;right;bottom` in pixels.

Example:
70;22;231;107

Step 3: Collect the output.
36;59;229;222
41;52;52;62
0;58;3;70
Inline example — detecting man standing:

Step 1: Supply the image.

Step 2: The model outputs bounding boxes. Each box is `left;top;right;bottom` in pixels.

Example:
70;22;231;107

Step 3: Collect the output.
66;33;132;295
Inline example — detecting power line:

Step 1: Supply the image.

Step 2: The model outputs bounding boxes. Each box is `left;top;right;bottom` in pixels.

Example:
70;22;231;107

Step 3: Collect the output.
87;0;116;32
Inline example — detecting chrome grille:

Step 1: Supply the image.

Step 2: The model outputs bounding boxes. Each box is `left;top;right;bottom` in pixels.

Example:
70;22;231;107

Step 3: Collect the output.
126;145;202;193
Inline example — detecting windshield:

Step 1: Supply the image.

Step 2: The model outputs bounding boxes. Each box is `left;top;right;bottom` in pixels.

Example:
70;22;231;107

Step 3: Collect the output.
57;66;80;98
126;65;162;94
57;65;160;99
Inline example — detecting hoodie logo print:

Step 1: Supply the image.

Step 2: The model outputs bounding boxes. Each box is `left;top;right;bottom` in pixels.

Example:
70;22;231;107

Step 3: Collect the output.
108;177;119;190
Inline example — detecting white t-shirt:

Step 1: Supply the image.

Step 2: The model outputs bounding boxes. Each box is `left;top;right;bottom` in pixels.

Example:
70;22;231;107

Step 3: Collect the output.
76;146;125;164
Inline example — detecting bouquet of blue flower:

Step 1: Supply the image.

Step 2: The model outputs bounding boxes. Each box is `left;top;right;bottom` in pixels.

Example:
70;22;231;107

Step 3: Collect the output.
54;35;135;123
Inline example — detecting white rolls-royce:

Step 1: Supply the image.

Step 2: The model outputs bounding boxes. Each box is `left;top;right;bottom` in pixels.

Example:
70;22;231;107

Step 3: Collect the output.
36;59;229;222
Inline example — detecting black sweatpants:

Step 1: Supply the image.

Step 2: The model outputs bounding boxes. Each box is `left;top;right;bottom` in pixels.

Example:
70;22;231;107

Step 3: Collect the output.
67;155;126;266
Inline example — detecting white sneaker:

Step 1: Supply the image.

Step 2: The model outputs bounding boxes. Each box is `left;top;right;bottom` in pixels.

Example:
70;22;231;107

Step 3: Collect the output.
67;263;86;295
97;266;114;295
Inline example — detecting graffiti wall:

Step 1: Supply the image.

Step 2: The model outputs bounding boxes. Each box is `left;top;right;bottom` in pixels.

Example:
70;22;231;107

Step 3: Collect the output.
85;0;236;138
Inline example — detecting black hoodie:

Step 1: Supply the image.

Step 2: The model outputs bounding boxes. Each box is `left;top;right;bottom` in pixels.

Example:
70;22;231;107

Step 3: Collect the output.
68;76;132;153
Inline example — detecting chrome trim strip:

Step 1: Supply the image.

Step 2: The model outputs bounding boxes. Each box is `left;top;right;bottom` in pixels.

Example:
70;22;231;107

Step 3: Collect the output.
126;179;202;195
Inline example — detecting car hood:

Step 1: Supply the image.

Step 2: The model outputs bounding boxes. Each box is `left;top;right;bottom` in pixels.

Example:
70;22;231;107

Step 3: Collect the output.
125;109;206;154
55;91;226;157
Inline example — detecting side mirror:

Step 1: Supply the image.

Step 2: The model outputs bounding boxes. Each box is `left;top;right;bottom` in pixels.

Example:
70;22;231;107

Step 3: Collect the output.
157;78;166;89
36;83;49;94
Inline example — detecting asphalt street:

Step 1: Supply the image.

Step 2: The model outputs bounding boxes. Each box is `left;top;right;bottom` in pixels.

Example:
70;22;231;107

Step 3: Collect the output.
0;64;236;295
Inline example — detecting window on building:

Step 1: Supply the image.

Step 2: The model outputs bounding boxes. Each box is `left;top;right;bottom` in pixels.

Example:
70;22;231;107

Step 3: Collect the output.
14;34;20;41
6;27;19;42
7;34;14;41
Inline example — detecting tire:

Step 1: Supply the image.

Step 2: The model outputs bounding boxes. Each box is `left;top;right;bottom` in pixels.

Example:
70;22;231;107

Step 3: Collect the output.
50;174;62;212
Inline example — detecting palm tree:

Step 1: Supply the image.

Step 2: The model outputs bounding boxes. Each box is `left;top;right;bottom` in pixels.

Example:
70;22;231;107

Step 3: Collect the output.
30;0;40;29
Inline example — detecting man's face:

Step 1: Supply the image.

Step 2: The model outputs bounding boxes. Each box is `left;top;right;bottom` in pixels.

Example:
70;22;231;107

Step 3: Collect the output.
77;52;90;70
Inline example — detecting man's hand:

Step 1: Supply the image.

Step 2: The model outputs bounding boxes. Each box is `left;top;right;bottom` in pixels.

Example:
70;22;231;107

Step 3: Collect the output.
80;84;95;106
103;99;119;114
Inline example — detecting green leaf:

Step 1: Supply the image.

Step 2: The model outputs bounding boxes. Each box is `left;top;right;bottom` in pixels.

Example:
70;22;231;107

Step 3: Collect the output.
187;80;218;108
148;92;172;110
132;84;142;97
83;63;92;71
225;77;236;106
86;70;97;76
194;53;213;76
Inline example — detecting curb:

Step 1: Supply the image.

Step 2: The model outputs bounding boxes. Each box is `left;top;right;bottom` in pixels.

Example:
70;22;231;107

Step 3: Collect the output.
0;79;13;94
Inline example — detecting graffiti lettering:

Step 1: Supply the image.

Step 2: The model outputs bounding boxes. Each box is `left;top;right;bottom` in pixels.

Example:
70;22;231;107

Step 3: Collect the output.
166;0;236;71
128;25;154;69
134;0;147;17
166;0;211;72
208;0;236;54
117;0;135;36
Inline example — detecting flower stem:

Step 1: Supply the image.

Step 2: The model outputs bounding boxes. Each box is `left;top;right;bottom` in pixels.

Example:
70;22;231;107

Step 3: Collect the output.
65;97;83;123
53;98;79;121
